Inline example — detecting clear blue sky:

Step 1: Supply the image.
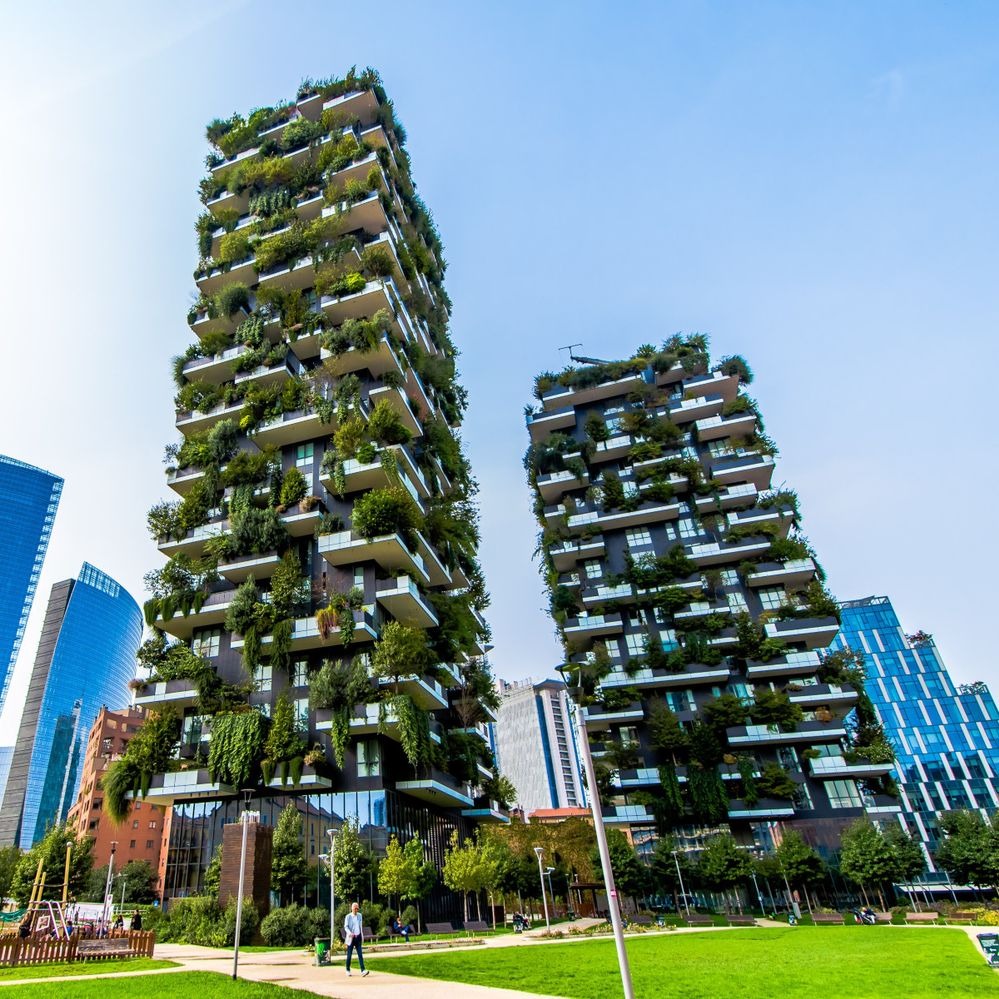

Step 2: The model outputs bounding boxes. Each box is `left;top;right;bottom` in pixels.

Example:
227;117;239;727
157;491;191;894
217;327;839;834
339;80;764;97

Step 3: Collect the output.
2;1;998;735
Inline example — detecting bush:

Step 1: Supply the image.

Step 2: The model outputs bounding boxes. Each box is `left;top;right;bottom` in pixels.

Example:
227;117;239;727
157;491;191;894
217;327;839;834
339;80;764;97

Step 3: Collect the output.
155;895;261;946
260;904;330;946
351;486;422;544
334;900;390;940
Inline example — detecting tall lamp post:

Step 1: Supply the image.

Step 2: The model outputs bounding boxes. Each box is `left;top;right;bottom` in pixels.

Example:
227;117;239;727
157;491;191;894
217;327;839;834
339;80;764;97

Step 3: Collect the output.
671;850;690;917
327;828;337;954
232;790;254;981
533;847;550;932
102;841;118;928
559;665;635;999
545;867;556;917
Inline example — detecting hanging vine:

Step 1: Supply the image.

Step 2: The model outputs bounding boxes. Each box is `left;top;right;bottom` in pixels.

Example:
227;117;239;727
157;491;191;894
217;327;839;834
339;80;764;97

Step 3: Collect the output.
208;710;268;786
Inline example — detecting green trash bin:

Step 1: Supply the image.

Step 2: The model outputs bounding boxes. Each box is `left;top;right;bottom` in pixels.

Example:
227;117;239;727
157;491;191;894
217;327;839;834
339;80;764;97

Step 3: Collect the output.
314;937;331;966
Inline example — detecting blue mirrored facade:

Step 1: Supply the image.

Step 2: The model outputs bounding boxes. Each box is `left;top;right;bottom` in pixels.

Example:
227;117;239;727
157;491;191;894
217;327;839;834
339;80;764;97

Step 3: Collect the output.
10;564;142;848
0;454;62;712
836;595;999;872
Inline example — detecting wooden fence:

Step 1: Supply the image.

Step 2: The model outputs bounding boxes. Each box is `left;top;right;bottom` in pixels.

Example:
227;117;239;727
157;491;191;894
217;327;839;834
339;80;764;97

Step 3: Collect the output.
0;930;155;968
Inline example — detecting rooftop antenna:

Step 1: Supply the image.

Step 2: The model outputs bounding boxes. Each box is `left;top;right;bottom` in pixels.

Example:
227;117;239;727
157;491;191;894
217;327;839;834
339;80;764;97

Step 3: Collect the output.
559;343;610;366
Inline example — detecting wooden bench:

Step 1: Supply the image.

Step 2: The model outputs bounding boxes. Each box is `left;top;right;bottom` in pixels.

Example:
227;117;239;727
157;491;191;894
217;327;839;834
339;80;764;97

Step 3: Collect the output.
949;912;978;923
425;922;456;937
905;912;939;923
682;914;713;926
76;939;134;959
813;913;846;924
726;915;756;926
628;914;654;926
464;920;489;934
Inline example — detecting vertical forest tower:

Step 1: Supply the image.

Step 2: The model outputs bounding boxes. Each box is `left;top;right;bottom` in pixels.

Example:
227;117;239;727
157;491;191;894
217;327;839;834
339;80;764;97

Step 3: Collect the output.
526;340;901;857
114;70;500;910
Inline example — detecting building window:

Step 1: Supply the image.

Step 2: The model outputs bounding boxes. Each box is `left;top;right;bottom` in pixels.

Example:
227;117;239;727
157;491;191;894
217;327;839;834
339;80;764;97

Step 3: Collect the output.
129;840;136;849
146;840;155;849
625;528;653;549
625;632;646;657
294;698;309;728
255;663;272;692
826;780;863;809
296;443;314;468
677;518;699;539
132;820;139;829
584;560;602;580
133;801;140;810
192;628;221;658
292;660;309;688
149;820;157;829
357;739;381;777
757;587;786;611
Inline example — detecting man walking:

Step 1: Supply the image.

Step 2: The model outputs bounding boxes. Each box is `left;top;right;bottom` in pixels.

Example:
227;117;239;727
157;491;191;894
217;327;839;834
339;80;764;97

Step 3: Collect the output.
343;901;370;977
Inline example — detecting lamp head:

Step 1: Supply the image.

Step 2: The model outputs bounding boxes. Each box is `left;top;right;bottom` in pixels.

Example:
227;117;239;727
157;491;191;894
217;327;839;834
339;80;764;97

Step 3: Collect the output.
533;846;543;859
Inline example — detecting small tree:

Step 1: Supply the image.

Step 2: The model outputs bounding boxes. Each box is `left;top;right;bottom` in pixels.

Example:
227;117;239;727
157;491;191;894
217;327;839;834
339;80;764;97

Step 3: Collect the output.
204;844;223;897
371;621;429;689
272;803;309;905
935;810;999;887
696;834;751;912
0;845;22;905
329;817;374;902
774;830;825;914
839;819;897;909
443;830;487;923
10;824;94;906
591;828;648;905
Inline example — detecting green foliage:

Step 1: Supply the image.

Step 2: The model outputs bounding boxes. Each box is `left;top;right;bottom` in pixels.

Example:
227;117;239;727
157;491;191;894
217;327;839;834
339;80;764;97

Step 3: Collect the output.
278;466;308;507
0;844;21;905
751;688;803;730
624;546;695;589
648;704;690;758
590;828;649;900
372;620;430;685
309;656;372;767
368;399;413;445
351;485;422;545
696;833;751;892
935;810;999;887
755;762;797;800
687;765;728;823
714;354;754;384
260;903;330;946
384;692;432;767
271;804;309;904
701;693;749;734
204;844;222;897
9;824;93;906
102;709;181;822
330;816;375;901
263;693;306;784
208;710;267;786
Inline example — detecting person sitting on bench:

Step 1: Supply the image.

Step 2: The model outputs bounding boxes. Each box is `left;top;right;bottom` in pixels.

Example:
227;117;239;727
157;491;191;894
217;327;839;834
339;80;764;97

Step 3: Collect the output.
390;915;414;940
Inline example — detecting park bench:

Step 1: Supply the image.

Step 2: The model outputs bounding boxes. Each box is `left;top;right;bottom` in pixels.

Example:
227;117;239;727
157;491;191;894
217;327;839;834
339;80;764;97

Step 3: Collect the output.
464;920;489;934
77;938;134;959
812;913;846;924
682;914;713;926
948;912;978;923
628;914;654;926
426;922;456;938
726;915;756;926
905;912;939;923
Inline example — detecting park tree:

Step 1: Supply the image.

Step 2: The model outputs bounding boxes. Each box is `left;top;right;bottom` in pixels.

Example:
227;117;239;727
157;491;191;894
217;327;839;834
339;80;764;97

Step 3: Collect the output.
86;859;157;904
838;819;898;909
774;830;825;914
443;830;490;922
0;845;22;904
9;823;93;906
378;835;434;917
650;836;695;910
934;810;999;887
884;824;926;886
696;834;751;911
271;803;309;905
591;828;649;904
329;817;374;901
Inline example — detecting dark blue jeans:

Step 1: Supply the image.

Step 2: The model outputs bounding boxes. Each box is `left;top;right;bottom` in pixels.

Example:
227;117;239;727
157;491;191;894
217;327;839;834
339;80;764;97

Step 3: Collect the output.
346;935;365;971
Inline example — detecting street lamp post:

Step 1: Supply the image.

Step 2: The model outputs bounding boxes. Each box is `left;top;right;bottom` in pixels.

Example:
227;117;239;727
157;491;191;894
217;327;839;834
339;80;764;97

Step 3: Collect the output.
671;850;690;917
232;790;254;981
102;842;118;929
327;828;337;955
533;847;550;932
118;871;127;916
545;867;556;917
558;666;635;999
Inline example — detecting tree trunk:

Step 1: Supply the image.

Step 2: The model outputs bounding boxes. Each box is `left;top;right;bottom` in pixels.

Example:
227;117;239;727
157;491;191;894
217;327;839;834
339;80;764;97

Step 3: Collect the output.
490;891;496;930
475;890;481;921
463;891;469;923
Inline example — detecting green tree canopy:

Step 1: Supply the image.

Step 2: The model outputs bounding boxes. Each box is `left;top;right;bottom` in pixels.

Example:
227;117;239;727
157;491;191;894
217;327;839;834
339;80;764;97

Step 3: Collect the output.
934;810;999;887
328;816;374;902
9;824;93;906
271;803;309;905
696;834;751;899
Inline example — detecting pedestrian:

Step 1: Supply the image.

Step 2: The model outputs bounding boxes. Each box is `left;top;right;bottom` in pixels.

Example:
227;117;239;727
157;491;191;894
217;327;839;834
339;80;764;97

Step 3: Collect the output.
343;902;369;977
18;913;32;939
113;913;124;933
131;909;143;931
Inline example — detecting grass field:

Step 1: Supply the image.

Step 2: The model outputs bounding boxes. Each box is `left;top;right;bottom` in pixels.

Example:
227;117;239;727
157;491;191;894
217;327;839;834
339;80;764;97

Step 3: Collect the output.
367;926;999;999
9;971;319;997
0;958;177;981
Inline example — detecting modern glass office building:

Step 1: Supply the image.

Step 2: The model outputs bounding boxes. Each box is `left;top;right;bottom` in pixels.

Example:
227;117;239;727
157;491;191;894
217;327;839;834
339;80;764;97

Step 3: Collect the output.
0;454;63;713
0;563;142;848
836;595;999;870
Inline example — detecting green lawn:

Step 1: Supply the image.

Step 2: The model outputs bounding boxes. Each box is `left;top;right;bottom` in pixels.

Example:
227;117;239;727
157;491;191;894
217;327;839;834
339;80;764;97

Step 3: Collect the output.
0;958;177;981
367;927;999;999
9;971;320;997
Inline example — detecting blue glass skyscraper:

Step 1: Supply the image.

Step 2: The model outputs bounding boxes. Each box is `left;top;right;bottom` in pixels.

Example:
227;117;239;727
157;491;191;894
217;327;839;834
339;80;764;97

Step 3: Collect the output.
0;564;142;848
0;454;63;713
836;595;999;873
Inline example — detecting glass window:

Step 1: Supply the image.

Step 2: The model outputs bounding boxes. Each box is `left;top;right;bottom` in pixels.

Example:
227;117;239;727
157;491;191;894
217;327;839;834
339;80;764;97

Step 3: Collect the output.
826;780;863;808
626;528;653;549
757;587;786;611
296;443;314;468
294;697;309;727
357;739;381;777
584;559;602;580
720;569;739;585
677;518;699;539
604;639;622;659
625;632;646;656
254;663;272;692
292;660;309;688
192;628;221;658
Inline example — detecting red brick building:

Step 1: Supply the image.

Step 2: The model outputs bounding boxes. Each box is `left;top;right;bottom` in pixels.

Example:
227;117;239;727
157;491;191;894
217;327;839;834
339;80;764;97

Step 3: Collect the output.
67;706;169;894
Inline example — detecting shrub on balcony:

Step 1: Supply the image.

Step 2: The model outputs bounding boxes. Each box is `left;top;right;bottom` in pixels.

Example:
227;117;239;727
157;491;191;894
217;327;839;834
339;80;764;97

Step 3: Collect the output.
221;446;278;488
368;399;412;446
102;708;181;822
648;705;689;761
361;245;394;278
317;586;363;644
751;688;802;730
315;267;366;297
269;551;308;620
209;710;268;786
216;231;252;266
702;693;750;734
755;763;797;800
278;467;307;508
714;354;754;384
624;545;695;589
262;693;307;785
584;414;610;443
599;470;625;511
351;485;422;545
309;655;372;767
371;620;431;689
